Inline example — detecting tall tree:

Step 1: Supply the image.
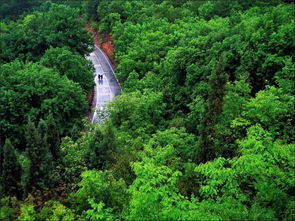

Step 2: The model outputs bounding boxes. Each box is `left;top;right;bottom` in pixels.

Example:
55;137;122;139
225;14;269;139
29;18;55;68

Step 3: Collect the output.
0;139;22;197
40;47;94;94
82;0;100;21
86;125;116;170
0;61;87;147
25;119;53;191
0;2;93;63
199;56;228;163
46;113;60;160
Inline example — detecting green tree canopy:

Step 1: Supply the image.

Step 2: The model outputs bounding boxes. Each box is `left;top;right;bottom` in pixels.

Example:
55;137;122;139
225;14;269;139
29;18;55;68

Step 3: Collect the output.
40;47;94;93
0;3;93;63
0;61;87;147
0;139;21;197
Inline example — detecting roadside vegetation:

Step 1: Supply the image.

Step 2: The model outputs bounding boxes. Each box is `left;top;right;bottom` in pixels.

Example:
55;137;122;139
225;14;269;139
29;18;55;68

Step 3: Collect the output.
0;0;294;220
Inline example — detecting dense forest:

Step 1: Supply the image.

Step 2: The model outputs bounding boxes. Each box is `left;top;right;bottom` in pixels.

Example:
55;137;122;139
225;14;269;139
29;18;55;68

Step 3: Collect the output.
0;0;294;220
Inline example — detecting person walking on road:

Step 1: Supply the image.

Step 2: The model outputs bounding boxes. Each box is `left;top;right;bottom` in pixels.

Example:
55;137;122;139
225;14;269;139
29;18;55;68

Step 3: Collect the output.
98;74;104;85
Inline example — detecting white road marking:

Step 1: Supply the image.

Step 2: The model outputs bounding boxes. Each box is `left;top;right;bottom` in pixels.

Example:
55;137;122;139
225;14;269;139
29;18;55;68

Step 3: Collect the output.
89;49;117;124
95;46;121;90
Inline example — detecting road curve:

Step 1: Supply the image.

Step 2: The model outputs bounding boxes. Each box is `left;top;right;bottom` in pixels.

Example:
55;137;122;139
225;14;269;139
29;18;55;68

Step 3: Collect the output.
87;46;121;124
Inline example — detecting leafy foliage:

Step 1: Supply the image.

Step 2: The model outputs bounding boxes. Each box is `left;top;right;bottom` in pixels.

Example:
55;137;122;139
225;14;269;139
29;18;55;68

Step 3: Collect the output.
40;47;94;93
70;170;127;215
85;125;117;170
0;3;93;63
0;61;87;146
25;119;53;192
0;139;21;197
1;0;294;220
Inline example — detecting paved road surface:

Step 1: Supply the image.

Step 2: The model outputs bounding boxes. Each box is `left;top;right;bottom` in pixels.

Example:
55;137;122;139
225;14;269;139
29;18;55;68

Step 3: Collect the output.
87;46;121;124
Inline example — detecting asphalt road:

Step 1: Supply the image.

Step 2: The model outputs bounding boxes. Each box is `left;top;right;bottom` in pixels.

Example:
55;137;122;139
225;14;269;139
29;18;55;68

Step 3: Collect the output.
87;46;121;124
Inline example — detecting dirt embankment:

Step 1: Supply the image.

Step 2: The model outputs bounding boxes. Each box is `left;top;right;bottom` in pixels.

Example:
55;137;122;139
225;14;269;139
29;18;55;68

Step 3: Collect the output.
86;22;117;67
85;22;117;115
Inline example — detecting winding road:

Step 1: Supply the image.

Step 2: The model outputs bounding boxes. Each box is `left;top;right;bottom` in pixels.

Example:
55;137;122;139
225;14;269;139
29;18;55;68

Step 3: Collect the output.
87;46;121;124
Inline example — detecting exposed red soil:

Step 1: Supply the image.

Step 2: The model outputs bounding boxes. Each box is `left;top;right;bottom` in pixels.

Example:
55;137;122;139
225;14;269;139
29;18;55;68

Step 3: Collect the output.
86;22;117;67
102;32;117;66
85;22;117;119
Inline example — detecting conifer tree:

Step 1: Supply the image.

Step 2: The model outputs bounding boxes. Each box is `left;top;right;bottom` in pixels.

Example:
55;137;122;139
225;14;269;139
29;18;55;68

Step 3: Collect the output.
0;128;3;178
199;56;228;162
46;113;60;159
86;128;105;169
86;125;116;170
0;144;2;178
1;139;21;197
25;119;53;191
